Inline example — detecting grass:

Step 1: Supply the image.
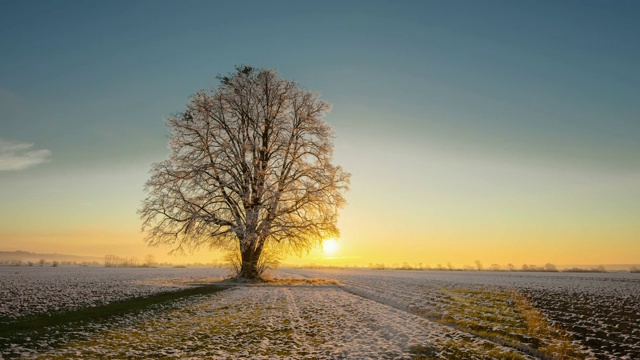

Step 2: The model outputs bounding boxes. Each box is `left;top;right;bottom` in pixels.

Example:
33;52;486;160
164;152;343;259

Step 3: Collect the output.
0;285;226;351
215;276;342;286
422;286;587;359
50;286;301;359
262;277;341;286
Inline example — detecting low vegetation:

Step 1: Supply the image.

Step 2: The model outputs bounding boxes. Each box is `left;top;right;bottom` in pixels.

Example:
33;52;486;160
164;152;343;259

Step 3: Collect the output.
414;286;587;359
0;285;226;354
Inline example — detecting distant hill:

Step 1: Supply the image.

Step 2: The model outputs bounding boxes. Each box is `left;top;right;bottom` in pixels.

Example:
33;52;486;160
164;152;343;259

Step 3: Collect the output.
0;250;103;263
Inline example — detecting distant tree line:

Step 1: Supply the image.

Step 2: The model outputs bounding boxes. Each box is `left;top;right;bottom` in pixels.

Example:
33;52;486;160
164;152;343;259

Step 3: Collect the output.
364;261;560;272
360;261;637;273
104;254;157;268
0;259;100;267
102;255;229;268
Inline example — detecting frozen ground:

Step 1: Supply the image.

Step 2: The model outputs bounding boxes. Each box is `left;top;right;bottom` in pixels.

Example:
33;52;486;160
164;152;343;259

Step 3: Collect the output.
1;267;638;359
0;266;229;320
284;268;640;359
3;282;531;359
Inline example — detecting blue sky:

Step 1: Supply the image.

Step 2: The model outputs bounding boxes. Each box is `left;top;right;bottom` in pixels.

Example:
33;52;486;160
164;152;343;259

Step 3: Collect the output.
1;0;639;265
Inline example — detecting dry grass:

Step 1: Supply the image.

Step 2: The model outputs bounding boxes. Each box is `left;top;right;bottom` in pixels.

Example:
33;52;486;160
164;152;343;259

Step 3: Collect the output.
214;277;341;286
262;277;342;286
513;292;585;359
426;286;587;359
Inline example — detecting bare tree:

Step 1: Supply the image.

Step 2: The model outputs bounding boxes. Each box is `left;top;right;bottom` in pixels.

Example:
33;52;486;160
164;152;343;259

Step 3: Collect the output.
104;254;118;267
144;254;156;267
140;66;350;279
475;260;483;271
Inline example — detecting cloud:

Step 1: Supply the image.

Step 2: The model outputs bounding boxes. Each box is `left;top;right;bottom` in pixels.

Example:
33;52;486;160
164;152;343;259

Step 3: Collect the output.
0;139;51;171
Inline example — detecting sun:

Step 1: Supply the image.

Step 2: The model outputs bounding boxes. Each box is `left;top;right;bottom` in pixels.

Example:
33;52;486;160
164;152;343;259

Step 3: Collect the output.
322;238;339;256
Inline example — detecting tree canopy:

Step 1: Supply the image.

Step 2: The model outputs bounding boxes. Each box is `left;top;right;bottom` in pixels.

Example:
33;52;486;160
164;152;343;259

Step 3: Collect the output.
140;66;350;279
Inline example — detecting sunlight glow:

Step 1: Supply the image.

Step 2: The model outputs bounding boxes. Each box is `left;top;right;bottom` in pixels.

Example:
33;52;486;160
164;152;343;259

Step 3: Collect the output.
322;238;339;256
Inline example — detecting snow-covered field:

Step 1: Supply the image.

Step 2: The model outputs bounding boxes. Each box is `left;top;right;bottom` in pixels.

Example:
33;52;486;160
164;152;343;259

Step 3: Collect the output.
1;267;638;359
0;266;229;320
285;269;640;359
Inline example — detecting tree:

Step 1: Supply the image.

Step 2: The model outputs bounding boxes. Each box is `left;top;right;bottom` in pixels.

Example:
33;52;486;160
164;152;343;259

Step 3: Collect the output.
104;254;118;267
140;66;350;279
144;254;155;267
475;260;483;271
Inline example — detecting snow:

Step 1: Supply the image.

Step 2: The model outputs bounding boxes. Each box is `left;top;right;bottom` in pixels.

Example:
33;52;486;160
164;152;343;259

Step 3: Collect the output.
0;266;229;319
1;267;638;359
284;268;640;359
3;285;531;359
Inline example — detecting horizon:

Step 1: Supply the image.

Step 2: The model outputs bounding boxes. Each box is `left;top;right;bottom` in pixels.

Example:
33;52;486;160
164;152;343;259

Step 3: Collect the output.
1;249;638;272
1;1;639;267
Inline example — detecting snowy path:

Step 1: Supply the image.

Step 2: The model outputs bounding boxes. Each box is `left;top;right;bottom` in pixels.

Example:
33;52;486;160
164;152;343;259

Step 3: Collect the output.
8;285;534;359
285;268;638;359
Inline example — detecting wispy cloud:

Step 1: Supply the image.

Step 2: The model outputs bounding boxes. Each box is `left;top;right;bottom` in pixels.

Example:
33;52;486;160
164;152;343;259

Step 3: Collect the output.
0;139;51;171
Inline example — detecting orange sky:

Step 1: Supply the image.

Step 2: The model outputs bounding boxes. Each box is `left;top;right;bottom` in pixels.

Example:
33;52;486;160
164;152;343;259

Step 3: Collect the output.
1;150;638;268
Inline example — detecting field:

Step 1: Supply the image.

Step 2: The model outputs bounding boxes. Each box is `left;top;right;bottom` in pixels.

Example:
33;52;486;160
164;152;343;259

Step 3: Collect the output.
1;267;638;359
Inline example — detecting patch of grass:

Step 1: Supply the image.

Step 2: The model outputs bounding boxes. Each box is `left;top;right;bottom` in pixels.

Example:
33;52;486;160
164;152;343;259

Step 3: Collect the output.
0;285;225;348
428;286;587;359
262;277;341;286
216;277;341;286
63;289;300;358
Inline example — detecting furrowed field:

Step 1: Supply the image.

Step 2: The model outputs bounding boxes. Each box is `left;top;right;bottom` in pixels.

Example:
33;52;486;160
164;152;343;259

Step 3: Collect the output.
1;267;638;359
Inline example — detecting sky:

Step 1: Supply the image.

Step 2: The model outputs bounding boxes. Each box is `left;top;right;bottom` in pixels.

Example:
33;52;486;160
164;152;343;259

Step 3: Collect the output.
1;0;639;268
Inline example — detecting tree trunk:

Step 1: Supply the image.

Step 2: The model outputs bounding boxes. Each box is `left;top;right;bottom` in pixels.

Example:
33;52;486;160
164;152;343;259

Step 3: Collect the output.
238;246;261;280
